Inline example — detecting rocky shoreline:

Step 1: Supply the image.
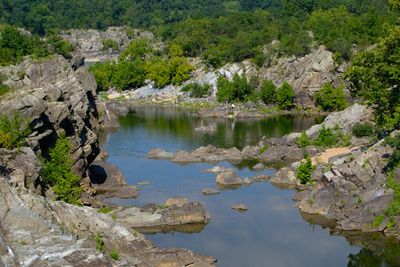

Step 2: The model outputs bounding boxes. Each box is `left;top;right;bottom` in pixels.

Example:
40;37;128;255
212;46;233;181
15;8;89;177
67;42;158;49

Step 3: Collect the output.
0;55;216;266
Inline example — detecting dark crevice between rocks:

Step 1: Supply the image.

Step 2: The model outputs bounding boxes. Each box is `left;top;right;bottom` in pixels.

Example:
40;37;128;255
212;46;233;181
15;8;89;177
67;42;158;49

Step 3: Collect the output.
88;164;107;185
86;91;99;119
60;117;75;137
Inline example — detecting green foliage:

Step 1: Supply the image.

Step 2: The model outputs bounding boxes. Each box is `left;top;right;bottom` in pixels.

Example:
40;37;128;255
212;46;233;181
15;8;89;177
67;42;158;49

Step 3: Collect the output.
216;74;255;103
182;83;211;98
313;126;350;148
314;83;347;111
352;123;374;138
102;39;119;51
372;215;385;227
41;134;82;205
94;233;105;253
109;249;120;260
120;39;151;61
111;60;146;91
46;34;74;59
0;114;31;149
296;156;314;185
345;26;400;130
384;134;400;171
88;62;114;91
275;82;295;110
260;80;276;105
0;0;397;67
0;73;10;96
0;25;74;65
98;207;112;214
384;171;400;217
297;131;311;148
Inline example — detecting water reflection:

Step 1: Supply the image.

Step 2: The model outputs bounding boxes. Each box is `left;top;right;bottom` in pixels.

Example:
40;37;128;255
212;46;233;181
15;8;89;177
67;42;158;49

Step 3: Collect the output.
102;105;400;267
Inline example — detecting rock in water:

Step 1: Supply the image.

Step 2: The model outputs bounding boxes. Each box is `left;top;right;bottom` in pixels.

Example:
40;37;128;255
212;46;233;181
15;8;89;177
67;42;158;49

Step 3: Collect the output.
252;163;265;171
232;204;248;212
165;197;189;208
202;188;220;195
216;171;243;187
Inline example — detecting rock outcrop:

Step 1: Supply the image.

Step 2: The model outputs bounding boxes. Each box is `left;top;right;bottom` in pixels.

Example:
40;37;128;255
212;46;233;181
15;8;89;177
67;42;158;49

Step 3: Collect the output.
294;140;396;236
0;175;216;266
0;55;102;186
260;45;346;108
61;27;154;62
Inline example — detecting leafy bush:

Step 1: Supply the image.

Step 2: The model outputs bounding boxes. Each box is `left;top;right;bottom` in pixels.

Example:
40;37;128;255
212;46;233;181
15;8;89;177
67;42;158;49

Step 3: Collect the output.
41;134;82;205
275;82;295;110
314;83;347;111
216;74;255;103
89;62;115;91
0;114;31;149
297;131;311;148
182;83;211;98
297;156;314;184
313;126;339;148
111;60;146;91
0;74;10;96
102;39;119;51
260;80;276;105
313;125;350;148
352;123;374;137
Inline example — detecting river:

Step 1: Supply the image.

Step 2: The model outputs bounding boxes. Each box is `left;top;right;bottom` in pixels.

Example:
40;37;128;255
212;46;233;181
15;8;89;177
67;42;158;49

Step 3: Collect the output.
100;105;399;267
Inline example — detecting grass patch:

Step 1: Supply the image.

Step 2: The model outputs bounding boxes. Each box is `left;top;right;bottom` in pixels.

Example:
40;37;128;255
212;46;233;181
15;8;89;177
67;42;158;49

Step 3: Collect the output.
157;204;169;209
372;215;385;228
0;114;31;149
94;233;105;253
98;206;112;214
109;249;120;260
259;145;269;154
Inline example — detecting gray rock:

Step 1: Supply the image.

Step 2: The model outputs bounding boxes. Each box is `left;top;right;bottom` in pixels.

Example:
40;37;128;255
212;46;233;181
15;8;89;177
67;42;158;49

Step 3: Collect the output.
147;148;175;159
216;171;243;187
232;204;248;212
165;197;189;208
202;188;220;195
252;163;265;171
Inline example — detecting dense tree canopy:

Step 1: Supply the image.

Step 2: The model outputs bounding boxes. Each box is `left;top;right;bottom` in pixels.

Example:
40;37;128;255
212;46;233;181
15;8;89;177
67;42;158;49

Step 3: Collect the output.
0;0;398;66
345;26;400;130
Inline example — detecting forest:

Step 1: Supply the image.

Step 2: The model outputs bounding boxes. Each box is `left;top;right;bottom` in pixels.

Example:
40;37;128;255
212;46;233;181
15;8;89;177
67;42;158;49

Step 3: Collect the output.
0;0;399;66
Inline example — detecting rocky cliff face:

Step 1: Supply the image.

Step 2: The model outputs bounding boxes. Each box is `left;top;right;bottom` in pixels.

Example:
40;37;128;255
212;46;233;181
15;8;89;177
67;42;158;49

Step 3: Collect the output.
111;45;346;109
260;46;347;108
0;174;215;266
0;55;104;188
61;27;154;62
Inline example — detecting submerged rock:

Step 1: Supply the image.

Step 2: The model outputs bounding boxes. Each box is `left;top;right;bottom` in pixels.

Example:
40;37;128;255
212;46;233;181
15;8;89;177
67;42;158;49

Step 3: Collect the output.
232;204;248;212
202;188;221;195
147;148;175;159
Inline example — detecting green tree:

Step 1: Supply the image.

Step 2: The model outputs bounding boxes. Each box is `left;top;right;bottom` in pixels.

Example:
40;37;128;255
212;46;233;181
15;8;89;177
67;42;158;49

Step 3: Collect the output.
314;83;347;111
88;62;115;91
344;26;400;130
111;60;145;91
119;39;151;61
42;134;82;205
260;79;276;104
275;82;295;110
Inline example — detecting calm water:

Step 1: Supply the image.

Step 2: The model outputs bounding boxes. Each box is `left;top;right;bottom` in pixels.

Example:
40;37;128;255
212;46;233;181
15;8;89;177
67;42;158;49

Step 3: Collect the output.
101;105;400;267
